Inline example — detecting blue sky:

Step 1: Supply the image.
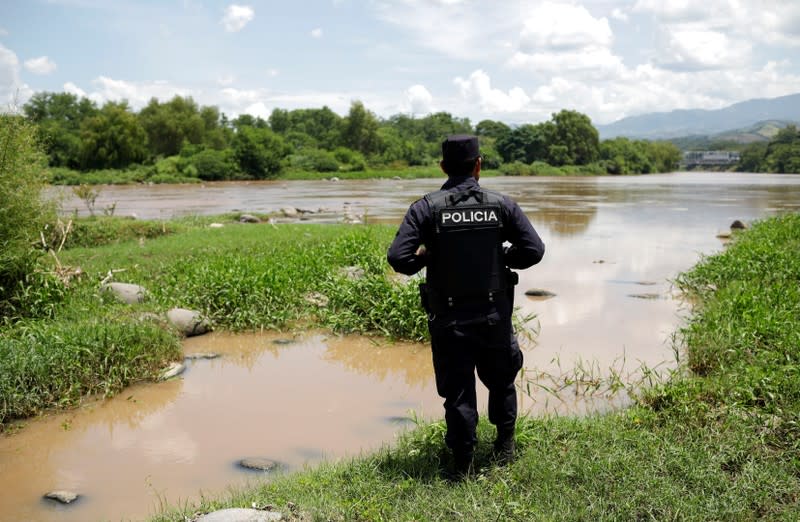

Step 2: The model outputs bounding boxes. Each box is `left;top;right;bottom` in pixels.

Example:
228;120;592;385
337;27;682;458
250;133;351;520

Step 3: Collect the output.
2;0;800;125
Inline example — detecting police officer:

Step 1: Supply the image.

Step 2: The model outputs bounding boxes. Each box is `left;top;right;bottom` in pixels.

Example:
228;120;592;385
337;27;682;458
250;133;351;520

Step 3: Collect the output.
387;134;545;477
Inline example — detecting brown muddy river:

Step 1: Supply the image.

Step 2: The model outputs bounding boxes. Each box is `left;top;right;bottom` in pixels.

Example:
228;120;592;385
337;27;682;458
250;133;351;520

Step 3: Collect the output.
4;172;800;521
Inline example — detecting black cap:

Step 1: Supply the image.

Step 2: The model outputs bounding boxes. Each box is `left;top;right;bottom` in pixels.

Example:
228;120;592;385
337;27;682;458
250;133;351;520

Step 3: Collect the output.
442;134;480;164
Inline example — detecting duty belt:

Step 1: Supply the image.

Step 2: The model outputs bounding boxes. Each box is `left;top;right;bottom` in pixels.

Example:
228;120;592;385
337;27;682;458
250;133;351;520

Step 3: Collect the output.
420;284;512;315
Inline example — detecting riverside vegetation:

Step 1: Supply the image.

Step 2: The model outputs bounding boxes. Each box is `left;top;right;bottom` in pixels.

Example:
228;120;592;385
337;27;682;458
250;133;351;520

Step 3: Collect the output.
24;91;681;185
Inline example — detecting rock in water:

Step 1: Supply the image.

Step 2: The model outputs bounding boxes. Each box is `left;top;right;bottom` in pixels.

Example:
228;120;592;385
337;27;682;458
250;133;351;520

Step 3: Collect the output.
167;308;211;337
160;362;186;380
281;207;298;218
198;508;283;521
238;458;279;472
730;219;747;230
628;293;660;300
239;214;261;223
101;282;146;304
184;353;220;360
525;289;556;298
44;490;79;504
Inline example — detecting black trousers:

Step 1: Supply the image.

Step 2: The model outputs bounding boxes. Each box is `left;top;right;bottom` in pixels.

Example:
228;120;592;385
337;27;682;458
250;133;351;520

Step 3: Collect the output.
429;314;524;455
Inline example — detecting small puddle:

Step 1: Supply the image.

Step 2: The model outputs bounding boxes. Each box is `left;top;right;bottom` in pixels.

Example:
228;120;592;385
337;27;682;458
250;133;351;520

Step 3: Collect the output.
0;332;447;522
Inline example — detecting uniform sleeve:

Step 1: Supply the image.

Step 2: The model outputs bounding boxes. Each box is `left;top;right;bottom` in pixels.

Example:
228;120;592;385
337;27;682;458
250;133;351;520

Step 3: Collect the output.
503;198;545;269
387;199;429;275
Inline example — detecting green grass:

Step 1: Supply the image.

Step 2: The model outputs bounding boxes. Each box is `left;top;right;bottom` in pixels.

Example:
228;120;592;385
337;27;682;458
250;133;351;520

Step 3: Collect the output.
147;213;800;521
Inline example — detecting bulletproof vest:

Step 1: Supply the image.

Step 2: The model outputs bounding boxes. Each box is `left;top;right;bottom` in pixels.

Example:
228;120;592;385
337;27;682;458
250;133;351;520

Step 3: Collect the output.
424;186;507;307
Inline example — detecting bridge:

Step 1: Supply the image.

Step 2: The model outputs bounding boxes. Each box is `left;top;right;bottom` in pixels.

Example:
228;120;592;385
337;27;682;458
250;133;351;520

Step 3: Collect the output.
682;150;741;167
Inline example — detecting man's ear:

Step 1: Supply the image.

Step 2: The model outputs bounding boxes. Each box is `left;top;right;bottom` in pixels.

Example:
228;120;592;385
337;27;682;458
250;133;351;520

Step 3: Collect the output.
473;157;482;180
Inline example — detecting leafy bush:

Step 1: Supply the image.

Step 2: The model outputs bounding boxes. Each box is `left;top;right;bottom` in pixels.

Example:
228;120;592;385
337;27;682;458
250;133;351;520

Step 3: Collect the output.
0;114;56;316
333;147;367;171
499;161;533;176
187;148;239;181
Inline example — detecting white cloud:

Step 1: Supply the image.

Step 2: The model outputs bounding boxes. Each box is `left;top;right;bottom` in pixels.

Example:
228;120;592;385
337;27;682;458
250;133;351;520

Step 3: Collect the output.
634;0;800;47
23;56;57;75
404;84;433;114
656;29;751;71
84;76;193;107
508;3;622;80
454;69;531;114
0;28;8;37
310;28;323;39
518;2;612;52
221;4;254;32
508;47;625;79
217;74;236;86
267;68;279;77
63;81;87;98
372;0;491;60
611;8;628;22
0;44;32;108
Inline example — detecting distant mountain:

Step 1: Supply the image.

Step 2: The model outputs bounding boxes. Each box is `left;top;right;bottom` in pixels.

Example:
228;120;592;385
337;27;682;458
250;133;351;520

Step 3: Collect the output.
597;93;800;140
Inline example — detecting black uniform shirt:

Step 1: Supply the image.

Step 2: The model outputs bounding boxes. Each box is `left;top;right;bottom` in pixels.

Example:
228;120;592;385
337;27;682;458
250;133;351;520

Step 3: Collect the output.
387;176;545;320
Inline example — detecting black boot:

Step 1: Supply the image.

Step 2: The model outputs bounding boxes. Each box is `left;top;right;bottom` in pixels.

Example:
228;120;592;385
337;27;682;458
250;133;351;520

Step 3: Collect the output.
443;450;474;481
492;432;516;464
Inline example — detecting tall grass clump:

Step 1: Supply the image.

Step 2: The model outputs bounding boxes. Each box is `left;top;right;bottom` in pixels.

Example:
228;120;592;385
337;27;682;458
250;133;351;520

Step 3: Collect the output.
0;114;57;319
0;313;181;427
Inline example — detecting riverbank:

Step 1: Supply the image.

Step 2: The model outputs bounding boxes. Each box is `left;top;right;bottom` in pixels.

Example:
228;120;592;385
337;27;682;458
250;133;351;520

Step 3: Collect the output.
47;163;657;186
0;217;427;429
145;213;800;521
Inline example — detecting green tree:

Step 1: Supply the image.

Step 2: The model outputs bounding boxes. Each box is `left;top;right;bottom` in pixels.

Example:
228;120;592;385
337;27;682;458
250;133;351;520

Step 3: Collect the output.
23;92;98;168
496;124;550;164
138;96;209;158
476;119;511;140
765;125;800;173
548;110;599;166
737;142;767;172
341;101;382;156
232;126;287;179
79;101;149;170
279;107;341;149
268;108;290;134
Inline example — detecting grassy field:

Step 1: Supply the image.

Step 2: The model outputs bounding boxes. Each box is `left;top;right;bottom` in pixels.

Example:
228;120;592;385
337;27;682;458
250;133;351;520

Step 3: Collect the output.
141;213;800;521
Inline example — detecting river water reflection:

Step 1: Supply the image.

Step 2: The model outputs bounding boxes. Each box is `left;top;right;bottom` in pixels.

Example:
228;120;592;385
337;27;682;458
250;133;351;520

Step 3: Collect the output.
4;173;800;521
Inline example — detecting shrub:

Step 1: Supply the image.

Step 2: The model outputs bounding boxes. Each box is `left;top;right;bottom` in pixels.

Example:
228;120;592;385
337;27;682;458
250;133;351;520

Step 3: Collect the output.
188;148;239;181
333;147;367;171
0;114;56;316
499;161;533;176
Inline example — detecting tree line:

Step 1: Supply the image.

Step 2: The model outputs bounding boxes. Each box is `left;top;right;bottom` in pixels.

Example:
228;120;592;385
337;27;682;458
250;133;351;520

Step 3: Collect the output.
737;125;800;173
22;92;681;182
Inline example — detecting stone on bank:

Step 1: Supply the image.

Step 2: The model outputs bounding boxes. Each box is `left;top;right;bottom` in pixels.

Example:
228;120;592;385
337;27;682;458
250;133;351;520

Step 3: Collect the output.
101;282;146;304
167;308;211;337
196;508;283;521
